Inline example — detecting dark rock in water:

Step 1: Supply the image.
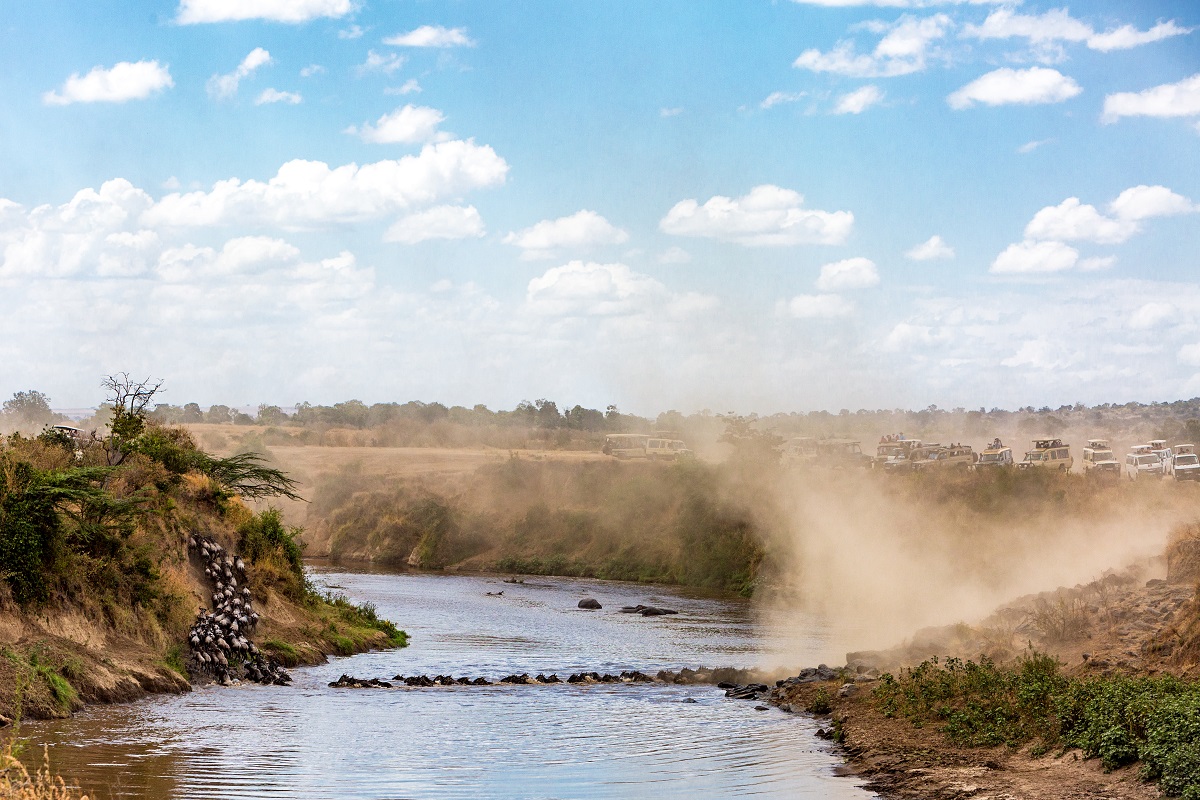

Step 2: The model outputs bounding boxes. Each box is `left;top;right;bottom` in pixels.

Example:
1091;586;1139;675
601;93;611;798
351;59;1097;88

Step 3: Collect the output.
754;705;768;711
716;681;737;689
815;727;833;740
639;606;678;617
619;605;644;614
578;598;602;610
681;697;698;703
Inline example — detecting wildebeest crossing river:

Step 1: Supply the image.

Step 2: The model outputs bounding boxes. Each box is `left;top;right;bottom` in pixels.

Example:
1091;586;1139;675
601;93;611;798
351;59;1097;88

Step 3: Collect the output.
27;567;879;799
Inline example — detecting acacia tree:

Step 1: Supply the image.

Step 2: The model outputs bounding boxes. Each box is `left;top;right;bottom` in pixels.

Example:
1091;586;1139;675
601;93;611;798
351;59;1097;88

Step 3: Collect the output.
101;373;163;465
2;390;57;428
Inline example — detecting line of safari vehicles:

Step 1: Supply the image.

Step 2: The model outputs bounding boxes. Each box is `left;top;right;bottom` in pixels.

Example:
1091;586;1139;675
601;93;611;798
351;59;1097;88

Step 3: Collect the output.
780;434;1200;481
603;430;1200;481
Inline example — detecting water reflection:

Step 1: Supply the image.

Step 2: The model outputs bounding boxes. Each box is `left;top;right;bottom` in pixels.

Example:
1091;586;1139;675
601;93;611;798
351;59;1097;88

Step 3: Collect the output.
28;570;878;799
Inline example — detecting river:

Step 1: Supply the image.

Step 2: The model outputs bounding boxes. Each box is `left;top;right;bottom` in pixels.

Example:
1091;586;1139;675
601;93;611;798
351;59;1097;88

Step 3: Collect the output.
28;568;878;799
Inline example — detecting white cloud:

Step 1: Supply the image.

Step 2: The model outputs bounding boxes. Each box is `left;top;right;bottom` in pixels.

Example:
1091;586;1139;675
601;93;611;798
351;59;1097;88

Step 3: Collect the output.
44;60;173;106
1088;21;1193;52
1103;74;1200;123
526;261;713;318
834;85;884;114
1079;256;1116;271
255;88;301;105
1001;338;1072;370
962;8;1191;57
660;107;684;118
386;79;422;96
142;140;509;229
660;185;853;246
346;105;448;144
658;246;692;264
1021;186;1195;245
338;24;364;40
816;257;879;290
990;240;1079;274
906;235;954;260
504;211;629;260
1017;139;1052;154
176;0;354;24
1128;302;1176;330
1024;198;1138;245
299;64;325;78
1110;185;1196;220
384;205;484;244
783;294;854;319
1180;343;1200;367
358;50;405;76
794;14;952;78
882;322;948;352
948;67;1081;109
384;25;476;48
207;48;271;99
761;91;807;110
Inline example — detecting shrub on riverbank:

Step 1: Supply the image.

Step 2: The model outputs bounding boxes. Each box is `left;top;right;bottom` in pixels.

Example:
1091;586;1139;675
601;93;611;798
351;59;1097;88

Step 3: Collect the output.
874;653;1200;797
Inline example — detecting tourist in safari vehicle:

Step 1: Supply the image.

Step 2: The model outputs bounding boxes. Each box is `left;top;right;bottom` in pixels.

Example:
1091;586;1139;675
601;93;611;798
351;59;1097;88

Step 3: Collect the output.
1018;438;1073;471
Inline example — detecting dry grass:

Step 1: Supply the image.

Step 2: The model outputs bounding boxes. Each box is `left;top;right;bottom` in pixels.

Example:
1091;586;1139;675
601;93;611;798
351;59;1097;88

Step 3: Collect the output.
0;740;88;800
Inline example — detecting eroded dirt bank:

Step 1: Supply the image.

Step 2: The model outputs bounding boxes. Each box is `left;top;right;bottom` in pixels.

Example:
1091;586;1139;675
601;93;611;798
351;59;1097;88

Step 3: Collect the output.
762;526;1200;799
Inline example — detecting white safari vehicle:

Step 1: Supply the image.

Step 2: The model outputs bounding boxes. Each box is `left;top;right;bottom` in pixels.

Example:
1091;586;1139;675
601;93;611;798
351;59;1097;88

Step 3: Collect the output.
1126;445;1165;480
1171;445;1200;481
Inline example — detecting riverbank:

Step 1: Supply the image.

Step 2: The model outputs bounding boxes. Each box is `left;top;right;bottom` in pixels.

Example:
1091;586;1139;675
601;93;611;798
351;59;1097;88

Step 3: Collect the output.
764;523;1200;799
0;424;406;723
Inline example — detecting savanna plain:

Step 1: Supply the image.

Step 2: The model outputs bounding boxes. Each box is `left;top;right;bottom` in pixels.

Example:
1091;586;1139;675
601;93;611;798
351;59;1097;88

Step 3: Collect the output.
6;388;1200;799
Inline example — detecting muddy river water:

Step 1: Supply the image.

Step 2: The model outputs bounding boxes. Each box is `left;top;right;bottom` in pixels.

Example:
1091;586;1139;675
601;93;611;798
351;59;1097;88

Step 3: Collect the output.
29;568;878;799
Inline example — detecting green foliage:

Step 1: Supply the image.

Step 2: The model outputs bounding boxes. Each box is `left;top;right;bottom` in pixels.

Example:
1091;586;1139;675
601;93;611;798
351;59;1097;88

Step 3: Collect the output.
807;686;833;715
162;644;189;679
238;508;307;600
197;452;302;501
874;653;1200;797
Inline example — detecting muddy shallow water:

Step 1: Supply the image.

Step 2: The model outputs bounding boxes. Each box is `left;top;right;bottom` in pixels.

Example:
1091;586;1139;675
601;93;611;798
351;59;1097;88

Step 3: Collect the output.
28;568;878;799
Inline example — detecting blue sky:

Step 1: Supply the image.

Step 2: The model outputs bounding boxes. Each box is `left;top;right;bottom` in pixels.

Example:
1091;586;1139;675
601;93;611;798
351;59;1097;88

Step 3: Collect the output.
1;1;1199;414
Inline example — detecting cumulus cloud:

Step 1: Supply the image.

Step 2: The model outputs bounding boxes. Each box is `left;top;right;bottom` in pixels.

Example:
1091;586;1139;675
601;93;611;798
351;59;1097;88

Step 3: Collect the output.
1102;73;1200;124
141;141;509;229
660;107;684;118
1128;302;1176;330
660;185;853;246
948;67;1081;109
990;240;1080;274
384;25;475;48
816;257;880;290
1017;139;1052;154
794;14;951;78
176;0;354;24
834;85;884;114
504;211;629;260
882;322;949;352
338;24;364;40
299;64;325;78
384;205;485;244
255;88;301;105
525;261;715;319
782;294;854;319
1022;186;1195;245
906;235;954;260
1180;343;1200;367
1024;198;1138;245
207;48;271;99
346;105;449;144
358;50;405;75
43;60;173;106
962;8;1191;58
386;79;422;96
761;91;807;110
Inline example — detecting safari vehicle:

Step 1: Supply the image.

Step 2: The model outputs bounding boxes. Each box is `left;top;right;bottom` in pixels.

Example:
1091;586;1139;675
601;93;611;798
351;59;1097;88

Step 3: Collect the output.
873;436;923;468
882;442;940;473
1126;446;1165;480
1171;447;1200;481
783;437;818;467
646;438;692;460
974;439;1014;468
1082;438;1121;478
912;443;976;471
1018;438;1073;471
815;439;869;469
602;433;650;459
